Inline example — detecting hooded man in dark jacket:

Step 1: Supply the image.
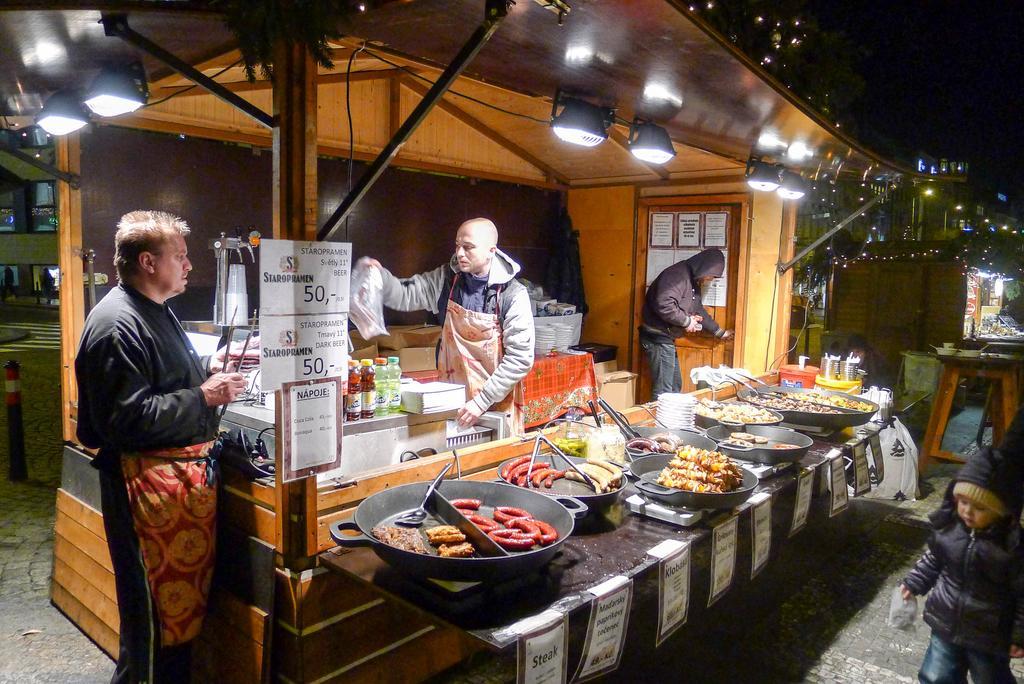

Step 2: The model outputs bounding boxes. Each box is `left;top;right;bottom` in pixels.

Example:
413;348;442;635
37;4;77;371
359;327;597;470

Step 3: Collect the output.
640;248;733;398
902;447;1024;683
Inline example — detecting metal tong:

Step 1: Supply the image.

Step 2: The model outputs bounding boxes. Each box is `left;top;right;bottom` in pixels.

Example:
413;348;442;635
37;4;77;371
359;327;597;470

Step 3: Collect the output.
537;434;598;491
596;397;640;440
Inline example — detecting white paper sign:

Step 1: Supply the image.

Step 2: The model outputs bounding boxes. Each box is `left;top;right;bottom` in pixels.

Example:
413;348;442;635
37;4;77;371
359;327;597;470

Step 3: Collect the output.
259;239;351;315
701;250;728;308
750;493;772;578
852;442;871;496
517;611;567;684
259;313;349;391
703;212;728;247
789;468;814;537
287;380;340;473
708;515;738;606
646;249;676;286
829;452;850;517
575;577;632;681
650;213;675;247
655;542;691;646
677;212;701;247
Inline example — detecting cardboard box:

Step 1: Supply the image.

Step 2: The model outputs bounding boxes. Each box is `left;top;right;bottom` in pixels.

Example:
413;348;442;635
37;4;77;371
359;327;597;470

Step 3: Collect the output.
398;346;437;372
599;371;637;413
351;342;378;361
375;324;443;351
593;360;618;378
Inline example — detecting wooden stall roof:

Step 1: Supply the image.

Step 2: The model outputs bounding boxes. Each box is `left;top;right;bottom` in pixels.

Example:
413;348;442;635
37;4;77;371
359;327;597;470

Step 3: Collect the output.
0;1;912;187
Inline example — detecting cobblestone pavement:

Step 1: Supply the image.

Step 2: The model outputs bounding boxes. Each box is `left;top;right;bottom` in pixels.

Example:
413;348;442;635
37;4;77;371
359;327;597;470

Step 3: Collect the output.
0;306;113;683
1;303;1021;683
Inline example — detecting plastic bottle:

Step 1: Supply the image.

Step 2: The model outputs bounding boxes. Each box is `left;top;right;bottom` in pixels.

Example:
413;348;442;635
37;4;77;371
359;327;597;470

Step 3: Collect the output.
345;359;361;422
386;356;402;413
359;359;376;420
373;357;389;417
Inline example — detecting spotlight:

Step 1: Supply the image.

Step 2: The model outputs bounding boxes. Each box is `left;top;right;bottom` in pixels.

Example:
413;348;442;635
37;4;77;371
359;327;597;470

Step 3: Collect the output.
627;119;676;165
745;157;781;191
550;91;613;147
36;90;89;136
777;170;808;199
84;63;148;117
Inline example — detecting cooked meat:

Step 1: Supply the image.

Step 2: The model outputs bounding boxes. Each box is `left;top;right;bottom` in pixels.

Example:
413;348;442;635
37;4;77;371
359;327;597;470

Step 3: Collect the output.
372;525;429;554
425;525;467;545
438;542;475;558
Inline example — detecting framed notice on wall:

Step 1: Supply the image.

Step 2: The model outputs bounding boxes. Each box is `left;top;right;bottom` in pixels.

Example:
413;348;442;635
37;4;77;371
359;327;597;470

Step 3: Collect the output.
650;213;675;247
677;213;701;247
703;212;728;247
701;250;728;307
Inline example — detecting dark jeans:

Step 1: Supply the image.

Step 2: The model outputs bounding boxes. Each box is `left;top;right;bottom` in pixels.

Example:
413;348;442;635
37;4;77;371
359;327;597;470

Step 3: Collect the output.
640;329;680;399
918;632;1015;684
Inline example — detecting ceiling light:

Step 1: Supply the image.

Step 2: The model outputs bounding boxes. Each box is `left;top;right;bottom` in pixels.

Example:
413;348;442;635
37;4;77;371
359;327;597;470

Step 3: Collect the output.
786;141;812;161
757;131;786;149
628;120;676;165
745;158;781;191
35;91;89;136
777;170;808;199
550;92;613;147
642;83;683;108
84;63;148;117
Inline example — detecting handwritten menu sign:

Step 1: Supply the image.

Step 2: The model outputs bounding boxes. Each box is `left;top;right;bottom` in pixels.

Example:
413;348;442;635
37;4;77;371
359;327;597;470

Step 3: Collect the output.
789;468;814;537
708;515;739;606
649;539;691;647
829;450;850;517
575;576;633;681
749;493;772;578
703;212;728;247
650;213;674;247
516;610;568;684
852;442;871;496
677;212;701;247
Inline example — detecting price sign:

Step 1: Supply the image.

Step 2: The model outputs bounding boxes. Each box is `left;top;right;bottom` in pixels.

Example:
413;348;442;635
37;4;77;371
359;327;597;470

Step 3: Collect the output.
280;377;343;482
575;576;632;681
708;515;738;607
749;492;772;579
851;442;871;496
259;239;351;315
789;468;814;537
259;313;349;390
516;610;567;684
649;540;691;646
829;451;849;517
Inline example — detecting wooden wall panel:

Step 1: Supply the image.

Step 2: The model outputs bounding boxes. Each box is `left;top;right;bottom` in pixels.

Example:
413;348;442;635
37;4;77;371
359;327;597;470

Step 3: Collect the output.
57;135;84;443
317;80;391;153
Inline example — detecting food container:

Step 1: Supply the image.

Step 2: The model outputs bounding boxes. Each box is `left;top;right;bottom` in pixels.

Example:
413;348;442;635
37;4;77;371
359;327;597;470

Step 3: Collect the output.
550;419;594;459
814;375;862;394
586;424;626;464
778;363;820;389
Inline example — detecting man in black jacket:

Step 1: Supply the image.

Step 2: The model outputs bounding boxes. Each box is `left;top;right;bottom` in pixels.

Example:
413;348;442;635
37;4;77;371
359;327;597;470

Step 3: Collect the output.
902;447;1024;683
640;248;733;398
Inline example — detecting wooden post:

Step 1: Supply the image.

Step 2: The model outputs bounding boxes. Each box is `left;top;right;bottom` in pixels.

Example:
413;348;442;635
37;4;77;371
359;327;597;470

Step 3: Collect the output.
56;134;85;443
272;39;320;567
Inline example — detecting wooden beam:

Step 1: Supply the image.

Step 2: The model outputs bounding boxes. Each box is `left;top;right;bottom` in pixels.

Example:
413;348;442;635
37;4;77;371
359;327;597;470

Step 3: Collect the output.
401;76;569;186
389;75;402;137
608;127;671;180
149;68;401;100
56;134;84;443
149;48;243;90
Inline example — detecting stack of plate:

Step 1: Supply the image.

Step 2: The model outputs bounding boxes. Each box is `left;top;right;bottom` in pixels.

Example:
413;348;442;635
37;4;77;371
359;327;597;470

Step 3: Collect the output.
656;393;697;430
535;326;557;355
552;323;575;352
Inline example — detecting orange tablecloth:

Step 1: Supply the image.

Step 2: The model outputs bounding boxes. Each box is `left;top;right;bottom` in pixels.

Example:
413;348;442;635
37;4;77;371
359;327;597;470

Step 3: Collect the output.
521;352;599;429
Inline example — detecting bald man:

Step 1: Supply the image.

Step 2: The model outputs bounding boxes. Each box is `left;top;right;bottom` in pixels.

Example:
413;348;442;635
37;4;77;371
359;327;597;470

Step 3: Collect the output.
363;218;535;433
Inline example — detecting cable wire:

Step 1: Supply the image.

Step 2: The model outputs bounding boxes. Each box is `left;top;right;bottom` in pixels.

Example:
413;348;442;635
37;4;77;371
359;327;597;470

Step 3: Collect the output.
144;59;245;109
344;43;366;242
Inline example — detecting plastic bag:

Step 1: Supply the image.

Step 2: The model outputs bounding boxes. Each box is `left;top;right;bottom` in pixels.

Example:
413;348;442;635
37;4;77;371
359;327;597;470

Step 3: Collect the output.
350;258;388;339
862;417;919;501
887;585;918;630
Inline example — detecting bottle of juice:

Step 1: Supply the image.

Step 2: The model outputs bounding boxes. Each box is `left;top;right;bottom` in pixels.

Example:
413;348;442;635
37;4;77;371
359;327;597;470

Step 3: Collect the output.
373;357;389;417
386;356;403;413
359;359;376;420
345;359;361;422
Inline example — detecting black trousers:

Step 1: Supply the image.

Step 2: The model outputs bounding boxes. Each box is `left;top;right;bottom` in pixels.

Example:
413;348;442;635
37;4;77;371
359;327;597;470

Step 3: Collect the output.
98;466;191;684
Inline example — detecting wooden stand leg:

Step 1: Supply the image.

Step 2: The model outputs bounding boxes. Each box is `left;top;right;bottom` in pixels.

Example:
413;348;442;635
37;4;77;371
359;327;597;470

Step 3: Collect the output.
995;371;1019;447
920;366;959;473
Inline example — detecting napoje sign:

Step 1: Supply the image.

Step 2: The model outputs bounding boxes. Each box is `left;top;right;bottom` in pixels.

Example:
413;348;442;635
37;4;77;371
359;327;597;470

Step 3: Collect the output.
259;239;351;315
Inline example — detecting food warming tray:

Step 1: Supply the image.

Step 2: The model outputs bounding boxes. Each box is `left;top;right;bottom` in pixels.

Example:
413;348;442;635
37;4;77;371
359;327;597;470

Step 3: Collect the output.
737;386;878;430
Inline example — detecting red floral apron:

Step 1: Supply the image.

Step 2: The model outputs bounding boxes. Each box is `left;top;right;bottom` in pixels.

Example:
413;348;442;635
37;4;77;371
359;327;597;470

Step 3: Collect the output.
120;441;217;647
438;276;525;435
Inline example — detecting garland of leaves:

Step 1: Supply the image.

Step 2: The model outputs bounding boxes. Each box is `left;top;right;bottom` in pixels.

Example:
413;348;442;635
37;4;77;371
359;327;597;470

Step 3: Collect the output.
212;0;353;81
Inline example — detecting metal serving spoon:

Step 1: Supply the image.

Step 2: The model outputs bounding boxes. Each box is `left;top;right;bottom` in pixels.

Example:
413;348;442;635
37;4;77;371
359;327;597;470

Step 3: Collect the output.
394;462;453;527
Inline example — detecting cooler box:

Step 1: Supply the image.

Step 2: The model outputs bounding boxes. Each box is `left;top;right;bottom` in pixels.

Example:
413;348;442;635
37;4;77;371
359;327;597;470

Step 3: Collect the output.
778;364;819;389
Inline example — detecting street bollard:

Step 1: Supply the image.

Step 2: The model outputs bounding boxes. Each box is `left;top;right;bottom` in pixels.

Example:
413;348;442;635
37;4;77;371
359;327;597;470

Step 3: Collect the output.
5;360;26;481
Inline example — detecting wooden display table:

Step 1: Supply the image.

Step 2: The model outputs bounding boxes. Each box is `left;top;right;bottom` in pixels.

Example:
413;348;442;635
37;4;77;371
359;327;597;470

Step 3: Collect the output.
920;353;1023;472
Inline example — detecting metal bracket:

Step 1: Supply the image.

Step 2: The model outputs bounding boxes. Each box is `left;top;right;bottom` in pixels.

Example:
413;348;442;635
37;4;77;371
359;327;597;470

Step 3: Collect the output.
777;191;888;274
0;141;81;188
101;14;274;129
318;0;513;241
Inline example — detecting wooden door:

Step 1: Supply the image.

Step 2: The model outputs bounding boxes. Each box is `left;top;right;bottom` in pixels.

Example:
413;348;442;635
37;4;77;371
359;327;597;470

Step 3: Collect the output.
633;196;746;399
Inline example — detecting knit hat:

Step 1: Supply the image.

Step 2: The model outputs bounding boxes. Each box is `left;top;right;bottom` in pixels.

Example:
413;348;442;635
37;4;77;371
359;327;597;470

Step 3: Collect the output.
953;446;1023;518
952;481;1009;518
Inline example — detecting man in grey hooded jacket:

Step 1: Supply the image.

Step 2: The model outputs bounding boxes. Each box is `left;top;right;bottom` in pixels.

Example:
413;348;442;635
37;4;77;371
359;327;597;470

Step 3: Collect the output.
367;218;535;431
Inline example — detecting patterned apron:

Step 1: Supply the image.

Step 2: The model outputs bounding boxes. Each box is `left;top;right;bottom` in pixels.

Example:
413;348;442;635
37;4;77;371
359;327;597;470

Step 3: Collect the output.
120;441;217;647
438;275;525;435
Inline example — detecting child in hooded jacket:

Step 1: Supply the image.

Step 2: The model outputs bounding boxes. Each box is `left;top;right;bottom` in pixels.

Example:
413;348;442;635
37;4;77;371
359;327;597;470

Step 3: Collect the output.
901;447;1024;683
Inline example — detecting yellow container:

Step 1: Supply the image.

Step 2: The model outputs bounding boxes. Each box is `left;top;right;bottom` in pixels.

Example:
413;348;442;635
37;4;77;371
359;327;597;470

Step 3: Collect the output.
814;375;863;394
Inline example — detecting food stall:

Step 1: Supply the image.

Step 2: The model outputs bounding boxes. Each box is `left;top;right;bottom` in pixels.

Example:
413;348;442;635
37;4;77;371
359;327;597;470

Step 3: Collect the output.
15;1;913;682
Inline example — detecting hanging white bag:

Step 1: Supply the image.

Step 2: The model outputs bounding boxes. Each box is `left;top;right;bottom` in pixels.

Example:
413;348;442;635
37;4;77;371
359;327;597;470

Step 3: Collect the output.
863;417;919;501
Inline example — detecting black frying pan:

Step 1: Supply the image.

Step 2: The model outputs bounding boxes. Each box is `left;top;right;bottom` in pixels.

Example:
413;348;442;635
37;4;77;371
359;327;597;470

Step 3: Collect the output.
693;402;785;429
329;480;587;582
630;454;759;509
704;424;813;464
737;386;877;429
625;426;718;460
496;453;625;511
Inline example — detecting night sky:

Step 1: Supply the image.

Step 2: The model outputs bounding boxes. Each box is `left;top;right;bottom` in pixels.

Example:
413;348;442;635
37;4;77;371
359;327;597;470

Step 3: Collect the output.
811;1;1024;201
